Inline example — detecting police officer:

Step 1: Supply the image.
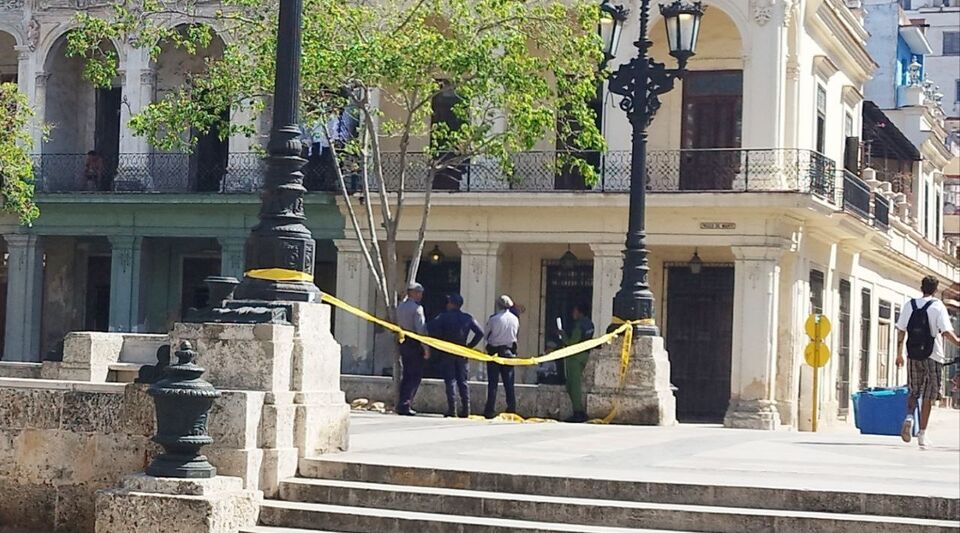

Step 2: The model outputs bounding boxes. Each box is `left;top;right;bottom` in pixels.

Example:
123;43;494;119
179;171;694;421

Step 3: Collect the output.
427;294;484;417
396;282;429;416
559;303;595;423
484;295;520;418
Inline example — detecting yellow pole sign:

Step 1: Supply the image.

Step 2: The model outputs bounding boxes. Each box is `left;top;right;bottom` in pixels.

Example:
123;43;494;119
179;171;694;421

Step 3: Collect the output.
804;314;831;432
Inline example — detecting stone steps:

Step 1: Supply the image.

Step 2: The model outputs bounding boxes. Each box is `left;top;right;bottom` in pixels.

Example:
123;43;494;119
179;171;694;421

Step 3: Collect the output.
298;457;959;521
271;477;958;533
258;500;682;533
249;457;960;532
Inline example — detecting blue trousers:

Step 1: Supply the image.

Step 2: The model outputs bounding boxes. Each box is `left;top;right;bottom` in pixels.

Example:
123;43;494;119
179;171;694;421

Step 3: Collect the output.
441;354;470;414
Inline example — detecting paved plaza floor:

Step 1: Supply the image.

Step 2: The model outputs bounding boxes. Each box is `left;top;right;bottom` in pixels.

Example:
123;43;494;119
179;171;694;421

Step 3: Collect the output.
333;408;960;499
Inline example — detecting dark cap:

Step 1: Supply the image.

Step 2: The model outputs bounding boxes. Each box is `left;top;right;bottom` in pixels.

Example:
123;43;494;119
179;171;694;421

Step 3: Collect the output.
446;294;464;307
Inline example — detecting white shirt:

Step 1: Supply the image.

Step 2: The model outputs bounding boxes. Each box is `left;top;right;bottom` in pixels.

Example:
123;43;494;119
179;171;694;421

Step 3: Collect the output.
485;310;519;347
895;296;953;363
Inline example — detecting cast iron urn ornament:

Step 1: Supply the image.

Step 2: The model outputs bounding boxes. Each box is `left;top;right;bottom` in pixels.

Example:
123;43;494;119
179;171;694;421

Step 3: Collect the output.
146;341;221;478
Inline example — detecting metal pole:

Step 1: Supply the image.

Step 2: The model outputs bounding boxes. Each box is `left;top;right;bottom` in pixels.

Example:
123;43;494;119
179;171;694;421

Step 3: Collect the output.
234;0;320;302
611;0;658;335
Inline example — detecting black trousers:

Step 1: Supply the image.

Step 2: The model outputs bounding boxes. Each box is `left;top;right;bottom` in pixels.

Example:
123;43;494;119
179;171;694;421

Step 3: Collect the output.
398;340;424;412
484;344;517;416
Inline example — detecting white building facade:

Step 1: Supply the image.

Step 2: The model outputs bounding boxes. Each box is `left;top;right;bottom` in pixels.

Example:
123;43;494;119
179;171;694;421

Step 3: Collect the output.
332;0;959;430
0;0;956;430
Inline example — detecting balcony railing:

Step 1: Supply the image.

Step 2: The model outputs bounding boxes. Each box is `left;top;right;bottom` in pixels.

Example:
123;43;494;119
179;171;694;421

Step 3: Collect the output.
33;153;266;194
842;170;872;219
33;149;839;202
372;148;838;198
874;193;890;230
869;167;912;195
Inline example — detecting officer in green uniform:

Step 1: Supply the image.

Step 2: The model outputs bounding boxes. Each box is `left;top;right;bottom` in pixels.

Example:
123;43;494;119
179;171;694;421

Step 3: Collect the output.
560;303;595;423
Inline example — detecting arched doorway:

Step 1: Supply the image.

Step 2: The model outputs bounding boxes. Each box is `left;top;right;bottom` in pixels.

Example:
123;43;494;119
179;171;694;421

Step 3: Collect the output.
0;31;18;84
43;33;122;191
154;27;228;192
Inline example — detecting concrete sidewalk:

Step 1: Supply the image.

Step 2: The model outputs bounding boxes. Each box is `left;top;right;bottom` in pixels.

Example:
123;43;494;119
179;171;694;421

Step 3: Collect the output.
336;408;960;499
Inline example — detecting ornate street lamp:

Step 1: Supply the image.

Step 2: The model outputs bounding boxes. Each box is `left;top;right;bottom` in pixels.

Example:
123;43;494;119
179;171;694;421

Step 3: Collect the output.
600;0;628;67
233;0;320;303
606;0;705;334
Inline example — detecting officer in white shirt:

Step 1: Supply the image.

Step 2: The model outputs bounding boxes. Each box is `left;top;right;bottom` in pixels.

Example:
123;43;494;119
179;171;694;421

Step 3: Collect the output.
895;276;960;447
483;295;520;418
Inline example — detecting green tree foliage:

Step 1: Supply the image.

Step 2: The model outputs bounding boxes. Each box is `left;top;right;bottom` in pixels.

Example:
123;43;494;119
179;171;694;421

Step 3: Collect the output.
0;83;40;224
70;0;606;311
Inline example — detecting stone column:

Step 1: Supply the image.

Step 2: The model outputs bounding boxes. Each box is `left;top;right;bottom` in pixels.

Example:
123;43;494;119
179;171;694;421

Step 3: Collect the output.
725;246;784;430
15;45;33;102
2;235;44;362
32;72;49;154
741;20;786;151
218;236;246;280
458;242;501;379
115;50;155;189
589;243;623;331
108;235;144;332
334;239;374;374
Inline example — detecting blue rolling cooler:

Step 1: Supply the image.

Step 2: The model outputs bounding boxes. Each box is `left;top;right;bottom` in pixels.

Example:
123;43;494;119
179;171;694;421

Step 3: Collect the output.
851;387;919;436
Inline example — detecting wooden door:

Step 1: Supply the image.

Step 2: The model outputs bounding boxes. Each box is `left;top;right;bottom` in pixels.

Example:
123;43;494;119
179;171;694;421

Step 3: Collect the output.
680;71;742;191
554;82;603;190
431;85;467;190
665;266;734;422
95;87;122;190
191;106;230;192
409;260;461;378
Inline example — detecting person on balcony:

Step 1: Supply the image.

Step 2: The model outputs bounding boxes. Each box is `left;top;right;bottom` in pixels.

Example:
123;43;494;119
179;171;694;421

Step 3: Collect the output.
484;295;520;419
427;294;484;418
84;150;104;191
558;303;595;423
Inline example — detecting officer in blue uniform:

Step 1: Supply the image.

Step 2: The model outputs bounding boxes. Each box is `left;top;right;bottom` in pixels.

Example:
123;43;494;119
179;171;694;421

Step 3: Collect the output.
427;294;484;417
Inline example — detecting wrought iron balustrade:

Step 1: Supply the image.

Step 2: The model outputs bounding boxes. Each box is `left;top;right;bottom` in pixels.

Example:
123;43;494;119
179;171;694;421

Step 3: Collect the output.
32;148;840;204
32;153;266;193
370;148;838;199
869;167;912;195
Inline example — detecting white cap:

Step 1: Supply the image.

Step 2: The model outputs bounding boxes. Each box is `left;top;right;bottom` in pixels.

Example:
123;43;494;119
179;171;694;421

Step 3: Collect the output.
497;294;514;309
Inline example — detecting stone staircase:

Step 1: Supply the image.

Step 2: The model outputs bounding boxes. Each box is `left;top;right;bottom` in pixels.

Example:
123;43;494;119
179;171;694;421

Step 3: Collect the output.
240;457;960;533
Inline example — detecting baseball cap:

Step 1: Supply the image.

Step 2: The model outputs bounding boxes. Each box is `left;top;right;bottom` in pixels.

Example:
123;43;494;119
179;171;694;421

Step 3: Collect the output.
407;282;424;292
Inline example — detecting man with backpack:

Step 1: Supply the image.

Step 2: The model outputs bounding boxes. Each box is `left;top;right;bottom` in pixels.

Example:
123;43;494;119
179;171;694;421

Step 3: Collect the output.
895;276;960;447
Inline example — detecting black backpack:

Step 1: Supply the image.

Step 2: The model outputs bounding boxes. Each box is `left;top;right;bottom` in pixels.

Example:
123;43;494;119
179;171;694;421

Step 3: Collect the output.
905;299;936;360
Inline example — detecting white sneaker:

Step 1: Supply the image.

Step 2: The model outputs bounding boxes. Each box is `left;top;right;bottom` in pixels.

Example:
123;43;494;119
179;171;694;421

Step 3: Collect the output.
918;431;930;448
901;416;914;443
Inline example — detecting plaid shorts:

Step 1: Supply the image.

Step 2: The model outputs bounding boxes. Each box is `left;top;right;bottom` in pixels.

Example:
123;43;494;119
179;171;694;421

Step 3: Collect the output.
907;358;943;402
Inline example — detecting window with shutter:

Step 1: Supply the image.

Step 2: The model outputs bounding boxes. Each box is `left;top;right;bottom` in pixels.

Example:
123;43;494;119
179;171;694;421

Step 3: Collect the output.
944;32;960;56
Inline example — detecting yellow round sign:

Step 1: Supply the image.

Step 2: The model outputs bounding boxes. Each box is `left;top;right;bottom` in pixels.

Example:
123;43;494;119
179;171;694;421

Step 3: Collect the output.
804;341;831;368
805;314;832;341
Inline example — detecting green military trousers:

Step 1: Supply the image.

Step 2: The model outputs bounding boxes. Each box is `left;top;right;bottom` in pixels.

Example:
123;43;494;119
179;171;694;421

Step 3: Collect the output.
564;351;590;413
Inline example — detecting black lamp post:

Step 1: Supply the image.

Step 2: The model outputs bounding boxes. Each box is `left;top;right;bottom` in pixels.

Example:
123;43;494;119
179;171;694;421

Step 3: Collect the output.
233;0;320;303
602;0;705;335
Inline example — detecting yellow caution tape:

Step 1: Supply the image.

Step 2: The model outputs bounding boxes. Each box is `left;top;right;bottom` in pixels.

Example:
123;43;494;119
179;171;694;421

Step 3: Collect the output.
245;268;315;282
320;292;632;366
318;292;644;425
